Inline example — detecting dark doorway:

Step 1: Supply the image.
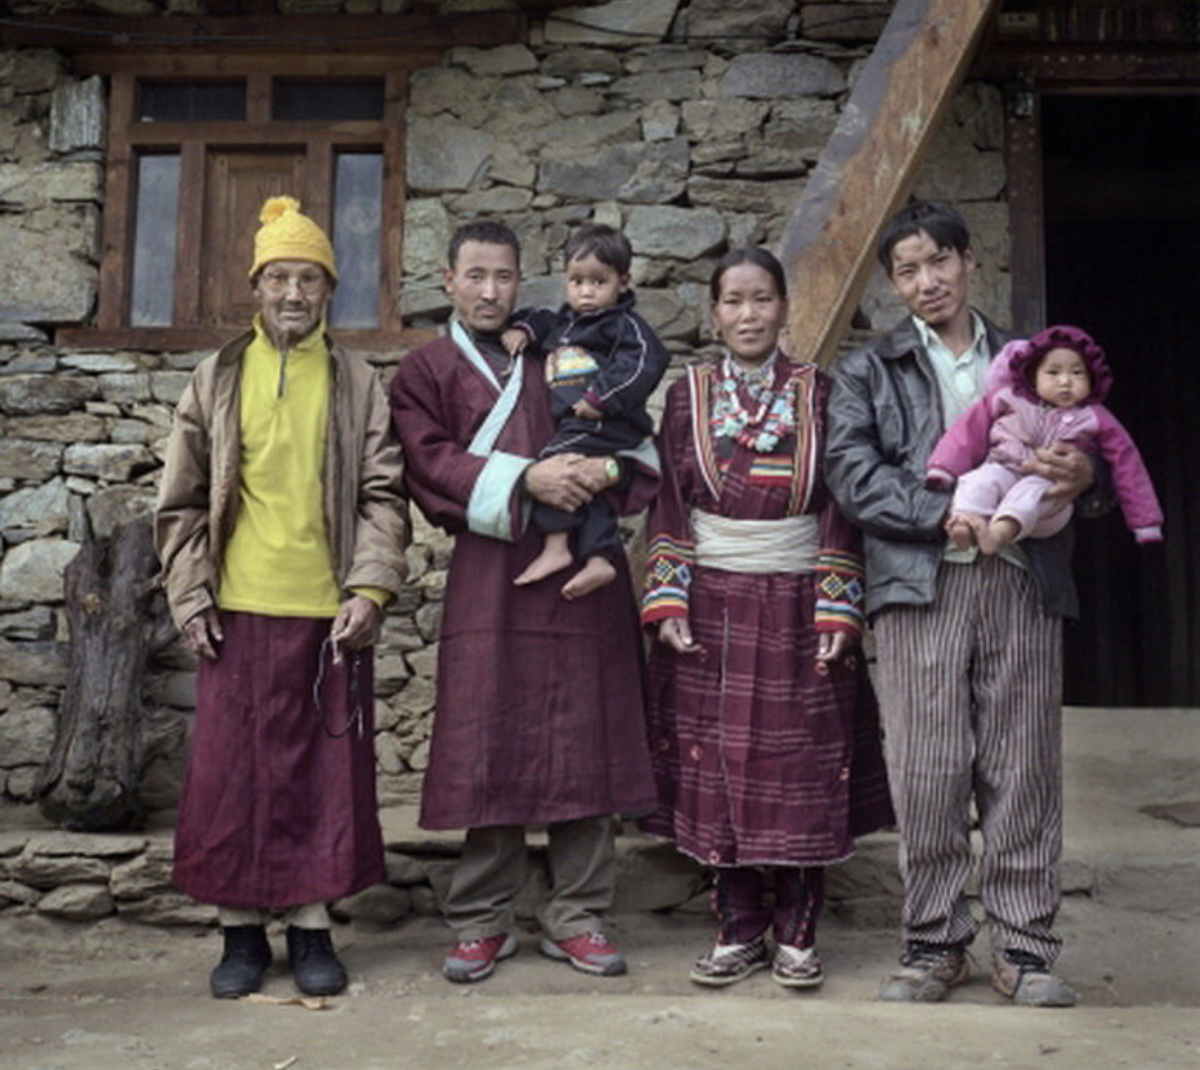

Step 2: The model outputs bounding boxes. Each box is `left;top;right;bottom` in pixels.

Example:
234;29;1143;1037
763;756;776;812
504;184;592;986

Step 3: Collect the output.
1042;94;1200;705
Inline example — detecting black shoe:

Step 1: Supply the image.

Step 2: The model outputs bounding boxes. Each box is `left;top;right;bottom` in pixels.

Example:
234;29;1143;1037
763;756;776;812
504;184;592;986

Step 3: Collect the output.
210;925;272;999
286;925;348;996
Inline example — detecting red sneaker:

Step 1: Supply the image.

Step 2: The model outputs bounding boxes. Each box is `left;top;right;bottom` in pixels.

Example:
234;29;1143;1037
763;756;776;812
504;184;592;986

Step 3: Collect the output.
538;931;627;976
442;932;517;984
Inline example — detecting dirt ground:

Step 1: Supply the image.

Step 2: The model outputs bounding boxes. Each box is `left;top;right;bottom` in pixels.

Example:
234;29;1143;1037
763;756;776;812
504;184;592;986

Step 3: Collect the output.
3;895;1198;1070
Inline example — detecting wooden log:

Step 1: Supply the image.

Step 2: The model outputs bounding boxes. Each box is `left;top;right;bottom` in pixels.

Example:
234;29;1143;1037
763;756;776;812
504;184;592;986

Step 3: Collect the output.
781;0;1001;367
36;516;160;831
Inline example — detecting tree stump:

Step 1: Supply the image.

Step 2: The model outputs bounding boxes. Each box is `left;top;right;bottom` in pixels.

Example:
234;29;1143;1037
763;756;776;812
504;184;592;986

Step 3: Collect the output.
36;515;161;831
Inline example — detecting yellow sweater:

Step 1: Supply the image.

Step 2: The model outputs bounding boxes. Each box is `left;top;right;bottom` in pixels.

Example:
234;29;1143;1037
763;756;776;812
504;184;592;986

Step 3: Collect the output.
217;318;344;618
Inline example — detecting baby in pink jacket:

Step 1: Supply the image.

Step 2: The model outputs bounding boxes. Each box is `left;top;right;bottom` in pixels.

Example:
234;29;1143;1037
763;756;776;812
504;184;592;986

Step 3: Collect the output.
927;324;1163;555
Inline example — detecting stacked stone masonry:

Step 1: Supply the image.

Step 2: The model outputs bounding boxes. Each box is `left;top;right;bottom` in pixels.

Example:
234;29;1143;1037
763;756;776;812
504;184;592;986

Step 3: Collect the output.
0;1;1013;832
0;817;917;927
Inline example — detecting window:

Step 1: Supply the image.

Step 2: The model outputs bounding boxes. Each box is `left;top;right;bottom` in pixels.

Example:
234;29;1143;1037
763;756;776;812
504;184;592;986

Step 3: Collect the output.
63;59;411;349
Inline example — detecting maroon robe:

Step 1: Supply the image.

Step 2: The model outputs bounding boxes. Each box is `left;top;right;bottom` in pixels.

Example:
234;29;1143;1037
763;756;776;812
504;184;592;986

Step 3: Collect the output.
388;336;658;830
173;612;385;908
641;358;893;867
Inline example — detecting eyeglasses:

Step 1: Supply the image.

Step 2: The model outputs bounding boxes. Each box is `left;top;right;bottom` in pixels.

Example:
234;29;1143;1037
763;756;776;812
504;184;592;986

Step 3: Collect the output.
259;269;328;295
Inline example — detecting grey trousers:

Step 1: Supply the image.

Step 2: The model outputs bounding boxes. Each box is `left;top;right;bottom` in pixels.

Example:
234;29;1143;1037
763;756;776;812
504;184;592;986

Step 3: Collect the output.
218;903;330;930
873;556;1064;964
444;815;617;941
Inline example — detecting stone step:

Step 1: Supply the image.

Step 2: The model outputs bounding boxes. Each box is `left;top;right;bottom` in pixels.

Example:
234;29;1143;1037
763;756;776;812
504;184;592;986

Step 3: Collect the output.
1;708;1197;926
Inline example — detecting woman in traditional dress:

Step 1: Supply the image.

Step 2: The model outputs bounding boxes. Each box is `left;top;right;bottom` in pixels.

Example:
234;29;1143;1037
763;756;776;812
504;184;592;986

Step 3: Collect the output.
641;247;893;989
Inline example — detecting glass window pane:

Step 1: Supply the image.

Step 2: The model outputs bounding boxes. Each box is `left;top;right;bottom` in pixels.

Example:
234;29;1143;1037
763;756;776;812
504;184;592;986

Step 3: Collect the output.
329;153;383;330
139;81;245;122
273;80;384;122
130;154;181;327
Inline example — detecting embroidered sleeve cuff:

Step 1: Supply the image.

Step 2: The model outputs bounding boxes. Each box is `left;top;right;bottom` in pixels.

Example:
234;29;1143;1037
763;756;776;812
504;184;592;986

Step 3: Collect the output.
815;549;865;637
641;596;689;628
466;451;532;541
814;615;863;639
641;535;694;626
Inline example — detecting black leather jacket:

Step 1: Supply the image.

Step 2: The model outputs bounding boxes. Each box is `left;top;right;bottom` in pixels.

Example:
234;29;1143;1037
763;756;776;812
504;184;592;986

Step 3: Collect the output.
825;314;1084;620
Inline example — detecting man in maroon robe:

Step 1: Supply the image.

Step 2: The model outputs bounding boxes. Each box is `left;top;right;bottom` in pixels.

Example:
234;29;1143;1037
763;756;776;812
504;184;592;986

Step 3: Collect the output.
157;197;408;999
389;220;657;983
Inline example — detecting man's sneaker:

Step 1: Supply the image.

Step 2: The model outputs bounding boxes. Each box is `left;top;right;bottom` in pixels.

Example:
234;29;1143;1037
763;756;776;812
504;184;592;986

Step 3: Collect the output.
210;925;272;999
688;935;770;987
878;942;970;1002
772;944;824;989
991;949;1077;1008
442;932;517;984
539;931;627;976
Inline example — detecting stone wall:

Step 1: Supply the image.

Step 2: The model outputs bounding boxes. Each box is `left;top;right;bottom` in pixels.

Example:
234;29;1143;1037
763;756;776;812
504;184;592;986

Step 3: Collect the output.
0;0;1013;815
0;815;905;927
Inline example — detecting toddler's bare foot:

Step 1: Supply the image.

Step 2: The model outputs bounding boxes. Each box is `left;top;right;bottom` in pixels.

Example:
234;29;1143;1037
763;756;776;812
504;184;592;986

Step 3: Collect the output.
971;514;1003;555
946;515;975;551
561;556;617;600
514;543;574;586
980;516;1020;555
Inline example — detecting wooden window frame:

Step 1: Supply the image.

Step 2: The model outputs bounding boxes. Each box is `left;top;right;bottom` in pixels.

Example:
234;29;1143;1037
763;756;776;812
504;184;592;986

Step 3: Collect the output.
60;55;422;352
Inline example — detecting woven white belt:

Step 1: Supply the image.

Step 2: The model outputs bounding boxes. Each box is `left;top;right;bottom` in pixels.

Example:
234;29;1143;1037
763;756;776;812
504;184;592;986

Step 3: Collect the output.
691;510;818;574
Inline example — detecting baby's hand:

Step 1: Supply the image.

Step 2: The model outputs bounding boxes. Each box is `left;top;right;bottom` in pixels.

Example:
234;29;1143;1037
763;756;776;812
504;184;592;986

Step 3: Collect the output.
501;328;528;357
573;398;602;420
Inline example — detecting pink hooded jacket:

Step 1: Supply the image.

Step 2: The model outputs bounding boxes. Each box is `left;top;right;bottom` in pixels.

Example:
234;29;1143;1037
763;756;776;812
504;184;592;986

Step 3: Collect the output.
926;325;1163;544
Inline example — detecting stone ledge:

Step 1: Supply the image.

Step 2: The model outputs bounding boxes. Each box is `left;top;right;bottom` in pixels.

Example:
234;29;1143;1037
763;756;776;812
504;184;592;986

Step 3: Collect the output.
0;809;902;927
5;701;1200;931
4;806;1183;932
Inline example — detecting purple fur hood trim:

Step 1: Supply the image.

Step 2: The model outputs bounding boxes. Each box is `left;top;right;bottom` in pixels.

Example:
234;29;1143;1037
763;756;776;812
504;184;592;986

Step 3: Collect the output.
999;324;1113;405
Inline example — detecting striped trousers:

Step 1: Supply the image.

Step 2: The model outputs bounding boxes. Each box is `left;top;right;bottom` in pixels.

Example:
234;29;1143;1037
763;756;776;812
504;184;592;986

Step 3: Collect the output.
873;556;1064;964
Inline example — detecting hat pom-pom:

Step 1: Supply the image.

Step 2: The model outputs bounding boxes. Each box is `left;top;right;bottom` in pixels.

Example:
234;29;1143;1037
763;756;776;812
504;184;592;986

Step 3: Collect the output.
260;195;301;225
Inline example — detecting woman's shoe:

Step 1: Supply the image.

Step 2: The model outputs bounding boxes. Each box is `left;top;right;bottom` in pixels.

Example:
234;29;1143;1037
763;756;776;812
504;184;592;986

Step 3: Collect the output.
688;935;770;987
772;943;824;988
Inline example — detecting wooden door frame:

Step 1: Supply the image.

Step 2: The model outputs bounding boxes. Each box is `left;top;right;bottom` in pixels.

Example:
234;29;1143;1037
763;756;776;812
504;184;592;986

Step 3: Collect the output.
983;45;1200;704
980;45;1200;333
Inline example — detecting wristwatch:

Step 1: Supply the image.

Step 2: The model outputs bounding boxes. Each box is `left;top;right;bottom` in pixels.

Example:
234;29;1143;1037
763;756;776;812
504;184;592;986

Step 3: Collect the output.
604;458;621;486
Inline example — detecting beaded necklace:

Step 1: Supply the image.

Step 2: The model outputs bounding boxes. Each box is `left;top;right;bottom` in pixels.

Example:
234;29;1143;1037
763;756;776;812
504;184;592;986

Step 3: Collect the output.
709;350;797;453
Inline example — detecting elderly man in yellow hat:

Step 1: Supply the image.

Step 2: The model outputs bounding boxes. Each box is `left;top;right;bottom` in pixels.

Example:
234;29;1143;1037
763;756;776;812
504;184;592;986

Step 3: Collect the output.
156;197;409;999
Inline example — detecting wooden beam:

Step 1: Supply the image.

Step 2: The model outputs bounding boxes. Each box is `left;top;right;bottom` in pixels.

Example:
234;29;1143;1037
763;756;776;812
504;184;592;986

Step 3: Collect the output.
73;54;430;78
780;0;1001;367
126;121;385;146
1004;85;1046;336
94;72;135;333
1;12;527;56
55;325;438;352
380;70;409;336
979;43;1200;86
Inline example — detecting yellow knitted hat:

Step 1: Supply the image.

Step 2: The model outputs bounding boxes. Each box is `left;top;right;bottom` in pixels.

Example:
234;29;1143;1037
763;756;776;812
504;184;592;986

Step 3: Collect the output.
248;196;338;281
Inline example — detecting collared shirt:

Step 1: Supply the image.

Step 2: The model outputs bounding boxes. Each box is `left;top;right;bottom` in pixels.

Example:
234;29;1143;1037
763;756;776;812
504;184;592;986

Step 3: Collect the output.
913;311;1026;570
913;310;990;425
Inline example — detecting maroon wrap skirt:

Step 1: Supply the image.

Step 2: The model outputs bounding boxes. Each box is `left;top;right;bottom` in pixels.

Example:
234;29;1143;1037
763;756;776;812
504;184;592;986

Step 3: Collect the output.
644;567;893;868
173;611;385;908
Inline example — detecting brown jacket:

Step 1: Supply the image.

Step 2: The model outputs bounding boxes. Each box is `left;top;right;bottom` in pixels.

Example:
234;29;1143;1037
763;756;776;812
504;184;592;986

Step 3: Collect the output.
155;329;409;628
